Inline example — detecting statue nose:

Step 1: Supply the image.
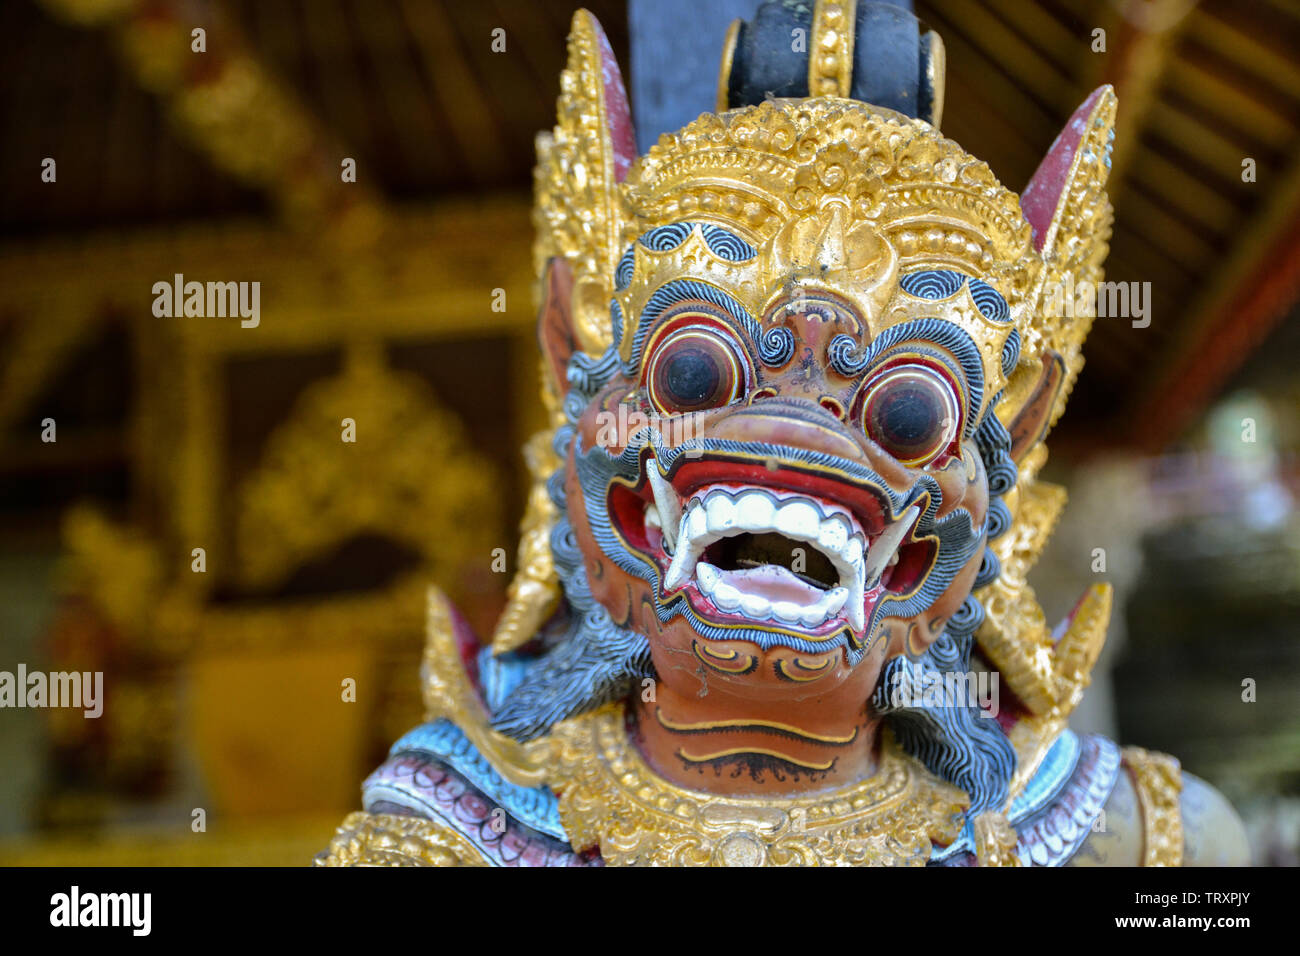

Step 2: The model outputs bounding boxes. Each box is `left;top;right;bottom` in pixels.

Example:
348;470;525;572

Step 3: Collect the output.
710;393;866;461
750;389;849;423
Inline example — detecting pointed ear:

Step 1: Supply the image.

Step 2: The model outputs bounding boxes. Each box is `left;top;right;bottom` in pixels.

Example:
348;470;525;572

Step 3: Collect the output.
580;10;636;185
534;10;637;357
1011;86;1117;445
538;257;577;400
1021;86;1116;256
1003;351;1065;463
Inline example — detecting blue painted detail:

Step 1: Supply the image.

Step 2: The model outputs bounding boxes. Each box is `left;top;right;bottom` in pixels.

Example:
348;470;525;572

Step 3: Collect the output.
929;729;1082;862
639;221;693;251
615;247;636;292
610;299;625;352
899;269;964;300
899;270;1011;324
759;325;795;367
567;345;621;400
478;646;533;713
698;224;757;262
1014;729;1082;814
634;222;756;262
1018;735;1120;865
386;719;567;840
1001;328;1021;375
966;278;1011;322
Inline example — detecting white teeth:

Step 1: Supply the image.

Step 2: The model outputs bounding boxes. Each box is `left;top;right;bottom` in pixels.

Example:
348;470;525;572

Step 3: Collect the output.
799;587;849;627
771;601;804;623
665;538;696;590
654;486;924;635
663;554;689;592
774;500;820;539
645;455;682;552
712;581;742;611
705;494;737;533
821;586;849;615
846;576;867;632
687;505;708;541
736;494;776;530
656;485;899;633
695;561;721;593
663;530;701;592
697;567;850;628
818;517;849;554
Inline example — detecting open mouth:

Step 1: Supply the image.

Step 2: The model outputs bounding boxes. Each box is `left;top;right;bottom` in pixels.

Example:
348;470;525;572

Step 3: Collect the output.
610;456;932;643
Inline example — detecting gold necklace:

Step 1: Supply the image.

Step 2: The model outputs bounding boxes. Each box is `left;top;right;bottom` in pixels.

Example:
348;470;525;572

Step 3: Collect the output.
546;704;969;866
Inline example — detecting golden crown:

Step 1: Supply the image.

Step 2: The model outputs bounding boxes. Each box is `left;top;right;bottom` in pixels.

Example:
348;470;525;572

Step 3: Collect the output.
626;99;1033;279
612;99;1042;401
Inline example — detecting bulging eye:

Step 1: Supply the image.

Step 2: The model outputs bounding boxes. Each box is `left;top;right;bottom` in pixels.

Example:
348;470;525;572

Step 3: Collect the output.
645;326;745;414
861;365;961;466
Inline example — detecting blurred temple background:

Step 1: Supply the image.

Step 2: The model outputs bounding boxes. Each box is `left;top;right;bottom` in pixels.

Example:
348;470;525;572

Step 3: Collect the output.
0;0;1297;865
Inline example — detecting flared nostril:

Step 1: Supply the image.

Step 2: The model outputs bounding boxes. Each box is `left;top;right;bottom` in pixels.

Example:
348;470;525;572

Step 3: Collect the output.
737;392;851;428
819;397;846;421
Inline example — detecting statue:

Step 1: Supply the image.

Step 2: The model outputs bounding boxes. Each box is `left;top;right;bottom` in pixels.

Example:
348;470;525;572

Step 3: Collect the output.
317;3;1249;867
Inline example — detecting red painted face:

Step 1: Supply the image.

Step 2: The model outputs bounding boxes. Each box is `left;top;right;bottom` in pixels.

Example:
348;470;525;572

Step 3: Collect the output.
564;290;990;711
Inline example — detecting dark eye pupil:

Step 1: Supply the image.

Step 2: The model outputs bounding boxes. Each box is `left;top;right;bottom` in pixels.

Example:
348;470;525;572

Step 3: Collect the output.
876;385;939;445
646;325;742;414
863;368;957;465
663;348;720;405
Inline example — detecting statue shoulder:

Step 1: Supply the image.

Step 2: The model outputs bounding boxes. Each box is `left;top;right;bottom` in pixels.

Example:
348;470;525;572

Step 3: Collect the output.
337;719;592;867
1180;772;1250;866
933;731;1249;867
315;810;490;867
318;587;597;866
1069;743;1249;866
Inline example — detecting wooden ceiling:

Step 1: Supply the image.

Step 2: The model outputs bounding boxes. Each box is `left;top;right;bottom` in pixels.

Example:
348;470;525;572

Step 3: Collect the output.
4;0;1299;452
917;0;1300;452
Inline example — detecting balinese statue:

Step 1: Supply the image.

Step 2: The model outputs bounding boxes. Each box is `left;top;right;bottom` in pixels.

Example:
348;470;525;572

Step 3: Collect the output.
318;3;1249;867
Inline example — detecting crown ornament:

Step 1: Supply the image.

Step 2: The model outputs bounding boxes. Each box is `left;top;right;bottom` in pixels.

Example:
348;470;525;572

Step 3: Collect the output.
615;99;1038;399
627;99;1034;282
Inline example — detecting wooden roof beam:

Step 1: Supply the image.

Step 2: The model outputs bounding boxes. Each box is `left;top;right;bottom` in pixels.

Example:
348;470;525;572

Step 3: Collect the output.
1127;139;1300;450
1187;7;1300;101
37;0;387;250
1085;0;1199;211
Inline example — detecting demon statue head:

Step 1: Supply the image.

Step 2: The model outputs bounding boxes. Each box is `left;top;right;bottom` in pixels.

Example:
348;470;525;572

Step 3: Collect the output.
486;6;1114;822
319;5;1253;870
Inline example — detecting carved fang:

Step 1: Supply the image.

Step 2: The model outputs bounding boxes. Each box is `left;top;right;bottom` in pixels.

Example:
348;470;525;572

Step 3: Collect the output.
646;454;682;552
864;504;920;589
